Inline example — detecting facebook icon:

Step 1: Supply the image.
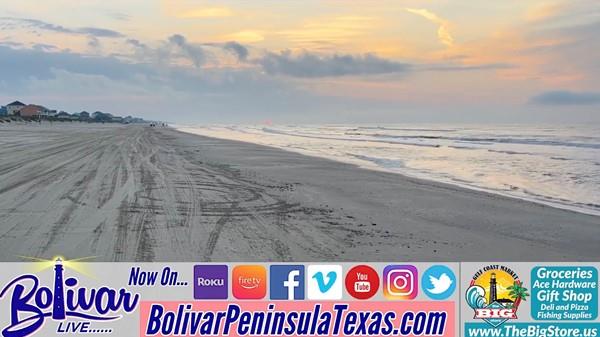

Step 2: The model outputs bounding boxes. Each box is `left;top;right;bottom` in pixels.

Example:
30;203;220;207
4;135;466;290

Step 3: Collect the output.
270;265;305;300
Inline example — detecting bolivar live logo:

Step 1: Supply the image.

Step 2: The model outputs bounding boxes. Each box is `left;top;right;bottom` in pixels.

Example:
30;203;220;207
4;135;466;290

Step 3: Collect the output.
0;258;139;337
465;265;529;328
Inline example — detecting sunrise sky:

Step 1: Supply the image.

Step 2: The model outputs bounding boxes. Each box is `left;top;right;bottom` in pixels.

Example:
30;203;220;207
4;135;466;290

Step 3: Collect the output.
1;0;599;123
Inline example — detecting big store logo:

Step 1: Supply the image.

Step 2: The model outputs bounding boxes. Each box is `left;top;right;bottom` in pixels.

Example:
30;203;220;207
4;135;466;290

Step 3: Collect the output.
466;265;526;327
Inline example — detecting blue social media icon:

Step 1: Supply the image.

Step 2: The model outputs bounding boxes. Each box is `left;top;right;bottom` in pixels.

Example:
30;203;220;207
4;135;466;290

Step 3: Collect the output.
270;265;305;300
307;265;342;300
314;271;337;292
421;265;456;300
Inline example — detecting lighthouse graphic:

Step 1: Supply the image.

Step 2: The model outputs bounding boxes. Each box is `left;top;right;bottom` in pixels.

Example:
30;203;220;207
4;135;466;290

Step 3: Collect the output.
52;258;66;320
489;272;497;303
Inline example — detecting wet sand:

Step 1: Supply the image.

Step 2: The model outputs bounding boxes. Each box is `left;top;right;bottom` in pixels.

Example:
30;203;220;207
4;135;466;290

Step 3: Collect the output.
0;123;598;261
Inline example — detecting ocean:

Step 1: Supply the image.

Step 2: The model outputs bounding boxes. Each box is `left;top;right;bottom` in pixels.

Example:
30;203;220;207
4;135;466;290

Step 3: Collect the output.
177;124;600;216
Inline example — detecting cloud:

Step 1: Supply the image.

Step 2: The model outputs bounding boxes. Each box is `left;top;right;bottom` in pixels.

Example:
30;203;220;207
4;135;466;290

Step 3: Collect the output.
0;17;124;38
526;3;564;22
126;39;147;49
0;44;327;122
405;8;454;47
106;12;131;21
531;90;600;105
78;27;124;38
168;34;206;67
423;63;514;72
0;45;151;83
0;17;71;34
1;43;598;124
177;7;233;18
276;16;376;50
223;30;264;43
87;37;101;52
223;41;249;61
125;39;157;62
257;51;410;78
32;43;57;52
0;41;22;47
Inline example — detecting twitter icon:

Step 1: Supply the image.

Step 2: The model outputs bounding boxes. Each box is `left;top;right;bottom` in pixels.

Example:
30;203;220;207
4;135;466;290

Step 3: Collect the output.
421;265;456;300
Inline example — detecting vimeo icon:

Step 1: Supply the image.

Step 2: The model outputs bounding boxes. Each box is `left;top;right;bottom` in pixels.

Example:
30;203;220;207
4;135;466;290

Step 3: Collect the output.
307;265;342;300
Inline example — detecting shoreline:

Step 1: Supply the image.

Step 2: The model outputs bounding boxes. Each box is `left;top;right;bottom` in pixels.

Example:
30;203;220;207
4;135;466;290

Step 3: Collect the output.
0;124;598;261
176;126;600;218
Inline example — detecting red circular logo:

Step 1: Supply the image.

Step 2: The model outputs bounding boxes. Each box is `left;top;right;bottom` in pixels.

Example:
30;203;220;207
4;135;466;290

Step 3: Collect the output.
345;265;380;300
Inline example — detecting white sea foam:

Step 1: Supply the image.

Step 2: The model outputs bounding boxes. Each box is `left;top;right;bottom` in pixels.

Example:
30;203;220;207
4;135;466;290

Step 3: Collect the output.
176;124;600;216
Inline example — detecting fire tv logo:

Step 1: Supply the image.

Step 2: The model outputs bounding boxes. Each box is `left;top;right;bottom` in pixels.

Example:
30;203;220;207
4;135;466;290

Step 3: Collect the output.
345;265;379;300
232;265;267;299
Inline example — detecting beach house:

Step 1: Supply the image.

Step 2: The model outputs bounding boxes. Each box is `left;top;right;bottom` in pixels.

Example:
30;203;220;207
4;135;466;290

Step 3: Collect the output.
92;111;113;122
19;104;49;118
0;106;6;116
6;101;26;115
56;111;71;120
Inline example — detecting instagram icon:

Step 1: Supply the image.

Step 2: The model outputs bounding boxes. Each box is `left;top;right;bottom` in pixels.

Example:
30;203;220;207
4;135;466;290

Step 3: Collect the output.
383;265;418;300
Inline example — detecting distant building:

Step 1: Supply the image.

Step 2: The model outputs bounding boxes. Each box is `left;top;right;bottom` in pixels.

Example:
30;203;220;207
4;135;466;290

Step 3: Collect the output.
19;104;49;118
6;101;26;115
92;111;112;122
0;106;6;117
79;111;90;119
110;116;123;123
56;111;71;120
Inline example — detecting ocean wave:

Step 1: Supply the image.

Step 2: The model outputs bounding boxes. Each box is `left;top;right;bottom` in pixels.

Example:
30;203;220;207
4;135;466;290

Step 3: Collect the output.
261;127;441;147
347;154;405;168
365;134;600;149
356;126;458;132
179;124;600;217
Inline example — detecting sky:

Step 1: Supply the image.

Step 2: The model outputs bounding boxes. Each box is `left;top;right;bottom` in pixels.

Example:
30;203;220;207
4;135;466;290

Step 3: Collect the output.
0;0;599;124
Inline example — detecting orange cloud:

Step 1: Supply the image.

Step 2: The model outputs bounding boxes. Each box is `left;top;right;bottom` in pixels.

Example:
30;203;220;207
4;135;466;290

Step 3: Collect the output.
526;2;564;22
405;8;454;47
161;0;234;18
276;16;378;50
177;7;233;18
223;30;264;43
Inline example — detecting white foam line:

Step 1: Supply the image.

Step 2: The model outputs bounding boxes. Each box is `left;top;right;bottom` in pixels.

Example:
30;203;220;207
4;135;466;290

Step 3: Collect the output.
176;126;600;217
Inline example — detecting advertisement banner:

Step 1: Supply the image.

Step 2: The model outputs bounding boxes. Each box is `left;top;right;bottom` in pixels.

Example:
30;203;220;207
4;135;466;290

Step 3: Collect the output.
0;262;459;337
461;263;600;337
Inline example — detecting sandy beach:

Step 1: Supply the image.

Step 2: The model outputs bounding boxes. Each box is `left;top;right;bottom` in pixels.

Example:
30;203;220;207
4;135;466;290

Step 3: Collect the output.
0;123;598;261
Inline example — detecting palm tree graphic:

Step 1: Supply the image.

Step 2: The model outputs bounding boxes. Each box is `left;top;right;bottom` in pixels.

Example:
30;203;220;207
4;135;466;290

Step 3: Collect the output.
508;281;529;310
